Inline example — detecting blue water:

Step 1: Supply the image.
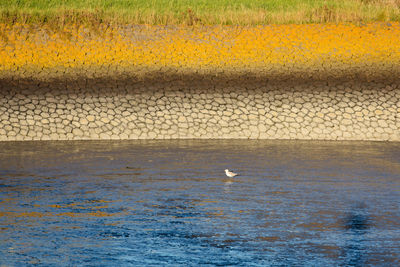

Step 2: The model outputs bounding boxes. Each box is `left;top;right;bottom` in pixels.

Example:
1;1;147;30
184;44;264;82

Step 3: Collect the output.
0;140;399;266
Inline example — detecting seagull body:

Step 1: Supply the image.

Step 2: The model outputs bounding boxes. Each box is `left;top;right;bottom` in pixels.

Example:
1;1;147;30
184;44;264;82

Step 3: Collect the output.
225;169;238;178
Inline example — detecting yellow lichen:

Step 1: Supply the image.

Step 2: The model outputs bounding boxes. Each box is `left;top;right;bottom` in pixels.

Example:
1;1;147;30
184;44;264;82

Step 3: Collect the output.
0;23;399;78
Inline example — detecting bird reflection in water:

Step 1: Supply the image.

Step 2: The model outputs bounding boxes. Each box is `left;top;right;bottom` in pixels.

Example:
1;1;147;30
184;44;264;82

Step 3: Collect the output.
341;203;371;266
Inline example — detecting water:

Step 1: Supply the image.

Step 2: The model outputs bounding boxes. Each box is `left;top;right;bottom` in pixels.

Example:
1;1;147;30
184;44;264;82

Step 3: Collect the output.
0;140;399;266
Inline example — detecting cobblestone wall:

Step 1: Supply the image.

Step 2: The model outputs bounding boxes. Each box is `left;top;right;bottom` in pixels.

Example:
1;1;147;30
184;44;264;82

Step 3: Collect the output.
1;76;399;141
1;23;399;141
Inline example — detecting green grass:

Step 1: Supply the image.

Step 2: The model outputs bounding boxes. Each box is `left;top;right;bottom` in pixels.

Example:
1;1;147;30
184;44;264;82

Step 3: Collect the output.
1;0;400;26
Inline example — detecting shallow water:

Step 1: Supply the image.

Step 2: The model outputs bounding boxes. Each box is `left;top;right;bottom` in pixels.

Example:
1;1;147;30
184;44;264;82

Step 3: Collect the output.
0;140;399;266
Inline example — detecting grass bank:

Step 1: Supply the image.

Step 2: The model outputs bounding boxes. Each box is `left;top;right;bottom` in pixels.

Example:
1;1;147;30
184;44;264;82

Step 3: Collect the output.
0;0;400;27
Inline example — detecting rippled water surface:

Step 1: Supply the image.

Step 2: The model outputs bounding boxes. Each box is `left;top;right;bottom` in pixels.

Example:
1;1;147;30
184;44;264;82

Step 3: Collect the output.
0;140;400;266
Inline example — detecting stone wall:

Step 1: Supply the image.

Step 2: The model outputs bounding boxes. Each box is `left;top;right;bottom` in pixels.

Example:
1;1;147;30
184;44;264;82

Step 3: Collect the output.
1;23;399;141
1;75;399;141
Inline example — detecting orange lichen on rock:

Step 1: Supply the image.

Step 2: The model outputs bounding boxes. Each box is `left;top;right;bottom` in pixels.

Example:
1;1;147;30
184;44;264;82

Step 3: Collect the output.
0;23;399;79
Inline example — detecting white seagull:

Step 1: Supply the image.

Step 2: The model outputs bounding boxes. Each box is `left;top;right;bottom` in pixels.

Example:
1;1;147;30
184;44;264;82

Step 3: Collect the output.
225;169;238;178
